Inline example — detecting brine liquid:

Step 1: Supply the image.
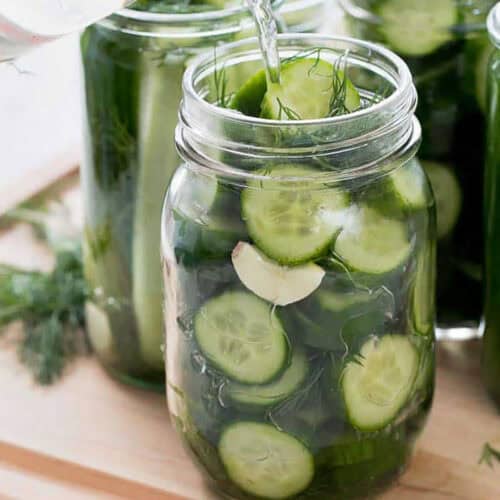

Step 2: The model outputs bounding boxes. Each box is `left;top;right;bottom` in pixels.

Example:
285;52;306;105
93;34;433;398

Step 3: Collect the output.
0;0;130;61
245;0;281;84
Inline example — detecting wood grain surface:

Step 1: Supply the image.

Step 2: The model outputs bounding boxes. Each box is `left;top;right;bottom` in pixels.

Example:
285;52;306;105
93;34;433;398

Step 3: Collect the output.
0;166;498;499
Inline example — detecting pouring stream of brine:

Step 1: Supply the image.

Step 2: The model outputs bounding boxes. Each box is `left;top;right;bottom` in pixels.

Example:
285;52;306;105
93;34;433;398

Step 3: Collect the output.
245;0;281;85
0;0;133;61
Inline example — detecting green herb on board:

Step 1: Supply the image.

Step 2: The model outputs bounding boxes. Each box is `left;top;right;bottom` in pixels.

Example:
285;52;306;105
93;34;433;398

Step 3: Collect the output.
0;200;88;385
479;442;500;468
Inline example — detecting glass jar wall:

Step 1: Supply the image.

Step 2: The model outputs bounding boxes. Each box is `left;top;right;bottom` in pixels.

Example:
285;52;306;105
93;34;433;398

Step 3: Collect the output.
162;35;436;499
80;0;324;390
482;3;500;409
339;0;495;335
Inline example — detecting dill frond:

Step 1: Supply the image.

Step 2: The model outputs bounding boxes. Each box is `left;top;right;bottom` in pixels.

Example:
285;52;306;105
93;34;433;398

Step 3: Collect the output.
0;201;88;385
276;97;302;120
328;51;352;117
479;442;500;468
212;49;232;109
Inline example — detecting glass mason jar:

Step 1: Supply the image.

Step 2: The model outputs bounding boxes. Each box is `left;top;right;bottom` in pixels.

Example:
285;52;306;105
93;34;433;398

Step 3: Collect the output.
80;0;324;390
162;34;436;499
482;3;500;409
339;0;495;336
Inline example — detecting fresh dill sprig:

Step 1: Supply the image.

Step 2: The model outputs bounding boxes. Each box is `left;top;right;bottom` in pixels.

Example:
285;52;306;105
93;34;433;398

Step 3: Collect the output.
0;200;89;385
276;97;302;120
213;49;232;109
479;442;500;468
328;51;351;117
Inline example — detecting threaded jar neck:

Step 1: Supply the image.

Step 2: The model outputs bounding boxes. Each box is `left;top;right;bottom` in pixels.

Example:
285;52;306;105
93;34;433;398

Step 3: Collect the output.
176;34;419;185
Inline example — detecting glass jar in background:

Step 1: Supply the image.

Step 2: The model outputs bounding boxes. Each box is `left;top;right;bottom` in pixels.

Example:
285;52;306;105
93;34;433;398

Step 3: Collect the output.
80;0;324;390
483;2;500;409
339;0;495;338
162;34;436;499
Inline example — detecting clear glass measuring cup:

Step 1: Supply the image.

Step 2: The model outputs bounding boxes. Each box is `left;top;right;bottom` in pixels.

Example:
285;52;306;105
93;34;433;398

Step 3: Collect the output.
0;0;134;61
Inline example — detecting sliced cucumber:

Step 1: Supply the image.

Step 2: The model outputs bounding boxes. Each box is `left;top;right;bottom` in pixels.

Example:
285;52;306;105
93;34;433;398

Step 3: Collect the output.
316;286;385;313
412;243;436;336
474;40;493;113
133;58;185;371
342;335;419;431
421;160;462;239
219;422;314;499
232;241;325;305
260;58;360;119
388;159;429;210
230;69;267;117
173;168;219;221
194;291;288;384
317;433;378;466
242;165;350;265
174;209;247;265
334;206;412;274
284;282;394;352
376;0;457;57
225;348;308;410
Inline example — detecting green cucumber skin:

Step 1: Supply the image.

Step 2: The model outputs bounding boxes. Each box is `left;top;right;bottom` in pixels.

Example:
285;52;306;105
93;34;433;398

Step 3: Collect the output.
133;55;186;372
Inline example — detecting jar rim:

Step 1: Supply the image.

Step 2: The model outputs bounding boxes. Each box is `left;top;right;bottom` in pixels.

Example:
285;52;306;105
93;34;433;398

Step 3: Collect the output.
339;0;495;33
111;0;314;24
177;34;419;183
488;3;500;47
183;34;413;127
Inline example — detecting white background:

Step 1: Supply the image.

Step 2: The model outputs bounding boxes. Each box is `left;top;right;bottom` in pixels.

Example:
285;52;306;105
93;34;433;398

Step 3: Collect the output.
0;34;82;192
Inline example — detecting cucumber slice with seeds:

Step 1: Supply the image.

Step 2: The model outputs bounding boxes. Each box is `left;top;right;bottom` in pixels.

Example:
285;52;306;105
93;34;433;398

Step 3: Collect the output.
225;348;309;410
342;335;419;431
194;291;288;384
334;206;412;274
242;165;350;265
388;159;429;210
219;422;314;499
376;0;457;57
261;58;360;119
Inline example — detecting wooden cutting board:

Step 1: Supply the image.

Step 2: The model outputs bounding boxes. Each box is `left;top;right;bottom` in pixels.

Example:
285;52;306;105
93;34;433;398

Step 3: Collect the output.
0;162;498;499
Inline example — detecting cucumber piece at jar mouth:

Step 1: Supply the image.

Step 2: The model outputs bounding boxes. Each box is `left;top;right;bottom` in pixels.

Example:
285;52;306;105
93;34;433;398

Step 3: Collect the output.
230;56;361;119
373;0;458;57
194;291;289;384
341;334;420;431
242;165;351;265
218;421;315;499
